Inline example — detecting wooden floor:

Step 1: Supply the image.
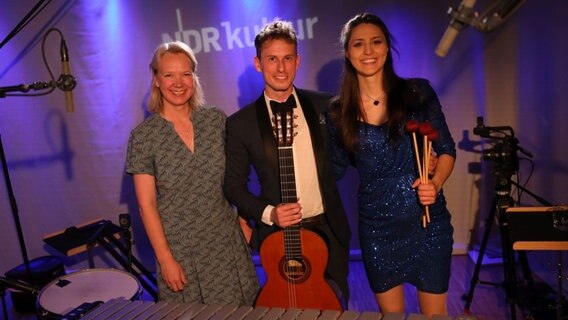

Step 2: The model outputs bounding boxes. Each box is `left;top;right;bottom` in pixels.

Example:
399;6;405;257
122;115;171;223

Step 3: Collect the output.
1;254;564;320
345;254;565;320
346;255;520;319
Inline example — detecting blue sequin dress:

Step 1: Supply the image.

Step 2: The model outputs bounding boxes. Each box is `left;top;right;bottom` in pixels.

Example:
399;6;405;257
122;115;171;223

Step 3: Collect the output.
328;79;456;294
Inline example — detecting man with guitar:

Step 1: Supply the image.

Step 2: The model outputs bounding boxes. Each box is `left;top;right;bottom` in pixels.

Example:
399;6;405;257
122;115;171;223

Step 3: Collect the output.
224;20;351;310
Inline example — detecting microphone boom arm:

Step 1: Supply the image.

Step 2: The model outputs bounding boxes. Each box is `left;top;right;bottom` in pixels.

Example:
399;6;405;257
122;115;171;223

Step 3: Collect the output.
0;28;77;101
0;81;55;98
436;0;527;57
473;0;527;32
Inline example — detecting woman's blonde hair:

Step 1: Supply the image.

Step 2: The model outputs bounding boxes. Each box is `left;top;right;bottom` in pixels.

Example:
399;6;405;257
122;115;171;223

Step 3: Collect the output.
148;41;205;113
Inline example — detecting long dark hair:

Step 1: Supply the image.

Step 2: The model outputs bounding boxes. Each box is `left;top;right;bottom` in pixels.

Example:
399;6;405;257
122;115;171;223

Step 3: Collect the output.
331;13;417;153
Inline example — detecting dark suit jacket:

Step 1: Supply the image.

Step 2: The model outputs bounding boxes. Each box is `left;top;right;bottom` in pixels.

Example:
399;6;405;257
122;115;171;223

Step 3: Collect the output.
224;87;351;251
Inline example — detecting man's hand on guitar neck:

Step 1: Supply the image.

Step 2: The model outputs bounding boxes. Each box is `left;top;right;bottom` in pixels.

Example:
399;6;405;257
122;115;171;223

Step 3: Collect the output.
270;202;303;228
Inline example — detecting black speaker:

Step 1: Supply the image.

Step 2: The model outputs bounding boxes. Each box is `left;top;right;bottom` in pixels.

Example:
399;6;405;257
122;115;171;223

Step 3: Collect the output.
4;255;65;313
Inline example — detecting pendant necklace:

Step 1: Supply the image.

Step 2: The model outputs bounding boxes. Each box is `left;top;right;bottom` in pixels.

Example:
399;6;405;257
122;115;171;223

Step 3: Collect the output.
365;94;380;106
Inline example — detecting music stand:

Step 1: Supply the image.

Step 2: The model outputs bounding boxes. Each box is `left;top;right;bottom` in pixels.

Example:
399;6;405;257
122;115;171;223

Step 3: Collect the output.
43;219;158;301
506;206;568;320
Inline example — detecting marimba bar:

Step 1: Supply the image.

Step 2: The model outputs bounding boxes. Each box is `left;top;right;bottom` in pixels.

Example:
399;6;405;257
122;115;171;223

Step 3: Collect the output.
71;298;473;320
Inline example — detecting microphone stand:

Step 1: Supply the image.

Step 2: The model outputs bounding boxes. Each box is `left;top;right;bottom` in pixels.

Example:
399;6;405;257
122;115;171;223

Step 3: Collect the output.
0;81;54;97
0;134;33;285
1;3;75;317
0;82;55;287
119;214;133;273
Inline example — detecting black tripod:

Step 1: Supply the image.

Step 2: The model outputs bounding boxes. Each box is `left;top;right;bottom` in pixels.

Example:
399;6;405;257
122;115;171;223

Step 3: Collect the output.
463;171;535;320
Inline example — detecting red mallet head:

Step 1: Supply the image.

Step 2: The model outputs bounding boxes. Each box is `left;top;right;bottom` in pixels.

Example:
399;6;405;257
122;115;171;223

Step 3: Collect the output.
405;120;420;132
427;130;439;141
418;122;434;135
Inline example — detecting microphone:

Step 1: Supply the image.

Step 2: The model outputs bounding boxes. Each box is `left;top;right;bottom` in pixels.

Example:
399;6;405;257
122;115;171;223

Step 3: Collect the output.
57;37;77;112
472;116;489;137
435;0;478;57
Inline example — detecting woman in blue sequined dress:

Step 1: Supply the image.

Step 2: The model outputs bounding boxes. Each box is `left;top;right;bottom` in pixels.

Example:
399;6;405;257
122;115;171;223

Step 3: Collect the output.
328;13;456;317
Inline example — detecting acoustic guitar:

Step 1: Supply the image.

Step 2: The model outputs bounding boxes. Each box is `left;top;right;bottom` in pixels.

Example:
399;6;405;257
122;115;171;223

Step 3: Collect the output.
254;100;343;311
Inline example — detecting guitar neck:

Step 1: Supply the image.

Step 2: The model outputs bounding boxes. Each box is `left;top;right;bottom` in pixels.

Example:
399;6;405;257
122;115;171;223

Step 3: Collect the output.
278;145;297;203
277;145;303;259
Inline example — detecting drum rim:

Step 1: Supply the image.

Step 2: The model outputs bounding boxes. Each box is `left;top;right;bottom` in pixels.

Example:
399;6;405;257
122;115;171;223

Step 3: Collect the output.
38;268;137;293
36;267;141;317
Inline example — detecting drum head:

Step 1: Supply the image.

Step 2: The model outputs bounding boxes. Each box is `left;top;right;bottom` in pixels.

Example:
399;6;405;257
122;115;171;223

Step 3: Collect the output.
38;268;140;316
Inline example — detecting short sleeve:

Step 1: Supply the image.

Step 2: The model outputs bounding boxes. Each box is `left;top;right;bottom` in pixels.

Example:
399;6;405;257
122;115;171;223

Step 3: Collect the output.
125;126;155;176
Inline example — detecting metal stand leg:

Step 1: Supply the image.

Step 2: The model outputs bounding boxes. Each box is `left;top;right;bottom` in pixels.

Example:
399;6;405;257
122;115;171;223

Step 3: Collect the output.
463;193;534;319
556;251;564;320
1;284;8;320
463;196;499;312
497;201;518;320
95;223;158;301
119;213;133;273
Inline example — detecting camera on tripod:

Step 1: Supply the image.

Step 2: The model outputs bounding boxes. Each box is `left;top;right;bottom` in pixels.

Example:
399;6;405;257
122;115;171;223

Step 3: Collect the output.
473;116;521;179
464;117;528;315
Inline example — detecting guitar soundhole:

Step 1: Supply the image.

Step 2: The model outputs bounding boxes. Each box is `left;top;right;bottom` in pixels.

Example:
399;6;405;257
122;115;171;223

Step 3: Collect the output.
279;257;311;283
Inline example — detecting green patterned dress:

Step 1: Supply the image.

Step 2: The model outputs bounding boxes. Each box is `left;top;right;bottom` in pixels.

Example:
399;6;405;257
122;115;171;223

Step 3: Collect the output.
126;107;259;305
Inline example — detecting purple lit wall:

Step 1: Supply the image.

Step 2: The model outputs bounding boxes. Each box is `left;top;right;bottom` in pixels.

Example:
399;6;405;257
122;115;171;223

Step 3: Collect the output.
1;0;567;277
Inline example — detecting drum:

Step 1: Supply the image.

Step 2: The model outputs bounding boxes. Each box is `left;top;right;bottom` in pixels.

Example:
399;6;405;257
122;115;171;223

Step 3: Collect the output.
4;255;65;312
37;268;141;319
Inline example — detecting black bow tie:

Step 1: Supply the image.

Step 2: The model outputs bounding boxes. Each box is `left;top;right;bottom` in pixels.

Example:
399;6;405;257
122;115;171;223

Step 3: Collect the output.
269;95;296;114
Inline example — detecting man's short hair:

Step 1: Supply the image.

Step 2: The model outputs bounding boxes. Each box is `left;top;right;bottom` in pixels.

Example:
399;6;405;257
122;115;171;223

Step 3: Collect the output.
254;19;297;58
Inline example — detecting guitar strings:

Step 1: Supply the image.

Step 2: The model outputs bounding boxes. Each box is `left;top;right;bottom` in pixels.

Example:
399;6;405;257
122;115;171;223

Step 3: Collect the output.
276;113;298;307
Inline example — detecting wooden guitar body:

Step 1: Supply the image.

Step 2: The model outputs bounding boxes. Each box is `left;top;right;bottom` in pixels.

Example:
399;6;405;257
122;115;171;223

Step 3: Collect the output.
255;228;343;311
255;98;343;311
